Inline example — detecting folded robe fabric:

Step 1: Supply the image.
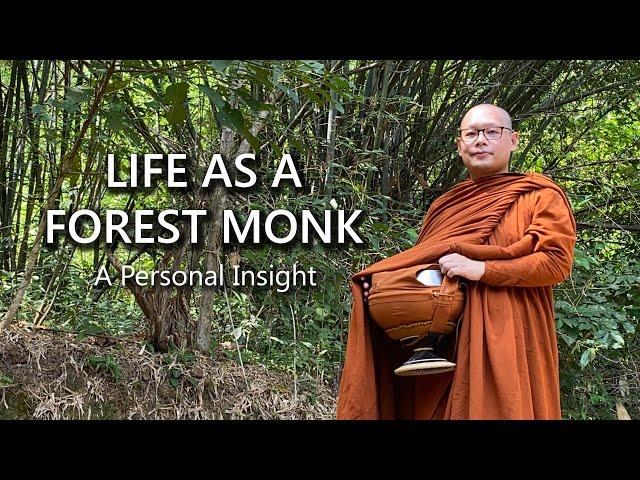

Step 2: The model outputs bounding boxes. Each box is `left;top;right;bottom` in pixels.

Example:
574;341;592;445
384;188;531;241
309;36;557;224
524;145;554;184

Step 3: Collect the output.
336;172;577;419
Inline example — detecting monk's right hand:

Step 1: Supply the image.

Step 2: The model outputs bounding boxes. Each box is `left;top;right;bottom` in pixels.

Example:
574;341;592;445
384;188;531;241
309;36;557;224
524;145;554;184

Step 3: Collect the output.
360;276;371;302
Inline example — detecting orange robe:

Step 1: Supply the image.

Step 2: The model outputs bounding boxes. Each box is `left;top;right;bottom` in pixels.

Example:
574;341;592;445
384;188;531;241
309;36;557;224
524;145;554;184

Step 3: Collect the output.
336;172;577;419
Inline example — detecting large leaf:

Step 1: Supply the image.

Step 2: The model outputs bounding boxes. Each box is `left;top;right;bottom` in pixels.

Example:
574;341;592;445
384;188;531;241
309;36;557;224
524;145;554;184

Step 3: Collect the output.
105;109;124;132
65;86;92;104
105;79;129;95
164;82;189;105
198;84;225;108
245;62;273;87
580;348;596;369
165;103;187;125
300;60;325;74
242;128;261;153
209;60;234;73
163;82;189;125
216;104;245;133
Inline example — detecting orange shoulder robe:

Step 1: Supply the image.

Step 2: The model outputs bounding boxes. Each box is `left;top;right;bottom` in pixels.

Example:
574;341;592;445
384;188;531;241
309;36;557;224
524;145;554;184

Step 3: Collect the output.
336;172;577;420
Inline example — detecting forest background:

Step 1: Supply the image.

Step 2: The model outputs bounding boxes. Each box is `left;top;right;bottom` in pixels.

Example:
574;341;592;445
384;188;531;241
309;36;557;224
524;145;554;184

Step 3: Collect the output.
0;59;638;419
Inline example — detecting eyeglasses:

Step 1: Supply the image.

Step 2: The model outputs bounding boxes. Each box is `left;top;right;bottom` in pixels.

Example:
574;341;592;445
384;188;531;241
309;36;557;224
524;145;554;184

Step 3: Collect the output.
459;126;513;143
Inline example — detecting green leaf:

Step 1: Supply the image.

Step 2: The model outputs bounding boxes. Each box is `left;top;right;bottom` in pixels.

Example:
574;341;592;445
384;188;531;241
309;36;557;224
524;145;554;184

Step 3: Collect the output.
330;76;351;92
84;324;105;335
610;332;625;347
105;110;124;132
285;87;299;104
164;82;189;104
246;63;272;86
300;60;325;74
242;128;261;153
48;97;81;113
580;348;596;369
135;82;164;102
574;257;589;269
198;84;225;108
555;300;575;311
216;104;245;133
371;222;388;233
209;60;233;73
163;82;189;125
560;327;580;346
32;104;46;115
235;88;265;112
65;86;92;104
233;327;244;340
165;103;187;125
105;79;129;95
406;228;419;244
123;125;143;147
573;248;592;269
0;374;15;388
299;87;323;103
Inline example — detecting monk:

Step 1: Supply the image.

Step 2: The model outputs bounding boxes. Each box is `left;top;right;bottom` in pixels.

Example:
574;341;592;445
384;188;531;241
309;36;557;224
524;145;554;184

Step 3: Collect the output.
336;104;577;419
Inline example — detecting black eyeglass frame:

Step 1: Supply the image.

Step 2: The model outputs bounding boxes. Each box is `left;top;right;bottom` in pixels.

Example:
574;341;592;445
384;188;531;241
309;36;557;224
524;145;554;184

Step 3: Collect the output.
458;126;514;143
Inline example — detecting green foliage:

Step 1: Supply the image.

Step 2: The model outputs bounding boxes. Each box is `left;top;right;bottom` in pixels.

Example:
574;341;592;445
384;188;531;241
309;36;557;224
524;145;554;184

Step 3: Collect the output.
86;355;121;382
0;373;16;388
2;60;640;419
160;348;197;388
164;82;188;125
555;237;639;419
560;331;639;419
556;245;638;362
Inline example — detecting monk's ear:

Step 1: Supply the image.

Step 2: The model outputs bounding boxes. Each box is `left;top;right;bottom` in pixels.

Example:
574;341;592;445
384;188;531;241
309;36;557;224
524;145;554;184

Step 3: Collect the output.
455;137;463;155
510;131;520;151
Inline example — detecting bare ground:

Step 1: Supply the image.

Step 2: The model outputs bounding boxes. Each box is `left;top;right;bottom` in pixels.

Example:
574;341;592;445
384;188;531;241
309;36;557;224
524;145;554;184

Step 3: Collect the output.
0;326;337;419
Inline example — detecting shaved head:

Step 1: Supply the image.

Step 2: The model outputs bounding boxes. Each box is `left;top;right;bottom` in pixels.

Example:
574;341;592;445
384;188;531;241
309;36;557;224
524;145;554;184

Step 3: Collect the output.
460;104;512;130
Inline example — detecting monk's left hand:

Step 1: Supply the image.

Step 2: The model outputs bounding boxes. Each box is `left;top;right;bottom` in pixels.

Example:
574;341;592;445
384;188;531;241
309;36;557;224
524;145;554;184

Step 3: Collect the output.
438;253;485;281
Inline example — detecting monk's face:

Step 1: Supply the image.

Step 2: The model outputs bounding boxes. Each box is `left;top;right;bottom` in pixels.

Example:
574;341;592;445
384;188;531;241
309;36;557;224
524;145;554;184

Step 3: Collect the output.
456;106;519;179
